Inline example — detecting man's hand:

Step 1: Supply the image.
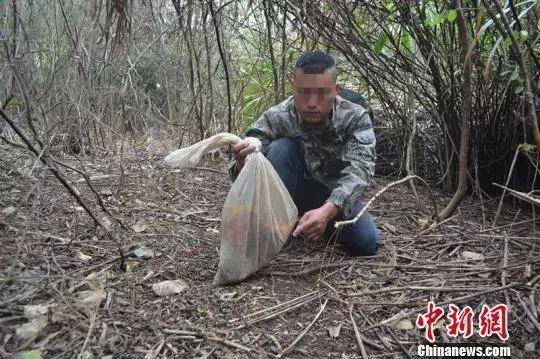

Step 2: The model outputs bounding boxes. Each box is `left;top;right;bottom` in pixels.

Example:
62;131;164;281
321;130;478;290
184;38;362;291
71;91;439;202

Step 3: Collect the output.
232;140;257;170
292;202;339;242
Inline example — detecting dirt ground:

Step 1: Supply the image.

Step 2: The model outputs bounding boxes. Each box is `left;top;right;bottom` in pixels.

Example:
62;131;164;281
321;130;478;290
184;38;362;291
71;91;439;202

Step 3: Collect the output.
0;141;539;358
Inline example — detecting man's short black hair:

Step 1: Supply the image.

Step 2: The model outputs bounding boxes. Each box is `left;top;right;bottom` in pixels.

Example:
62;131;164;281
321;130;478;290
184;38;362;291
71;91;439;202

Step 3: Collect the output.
294;51;336;76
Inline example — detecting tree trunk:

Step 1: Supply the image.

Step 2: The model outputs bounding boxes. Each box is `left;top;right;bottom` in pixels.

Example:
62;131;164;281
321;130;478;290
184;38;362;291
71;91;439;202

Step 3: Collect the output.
202;6;215;131
263;0;279;104
482;0;540;151
209;0;233;134
437;0;472;220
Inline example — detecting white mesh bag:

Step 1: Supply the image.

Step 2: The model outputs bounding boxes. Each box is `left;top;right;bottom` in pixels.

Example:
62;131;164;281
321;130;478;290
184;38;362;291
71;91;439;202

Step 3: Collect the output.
164;133;298;285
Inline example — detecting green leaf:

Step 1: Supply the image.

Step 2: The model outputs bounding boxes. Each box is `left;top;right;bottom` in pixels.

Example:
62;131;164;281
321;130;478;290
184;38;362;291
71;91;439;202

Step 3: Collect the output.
354;11;365;28
518;143;536;154
374;30;388;54
123;260;138;272
19;350;42;359
510;70;520;81
515;86;525;93
433;14;443;26
384;0;396;13
519;30;528;41
400;30;414;54
447;10;458;23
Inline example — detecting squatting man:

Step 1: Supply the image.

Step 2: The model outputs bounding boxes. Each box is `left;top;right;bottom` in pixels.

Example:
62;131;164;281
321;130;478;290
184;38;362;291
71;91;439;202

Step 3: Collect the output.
230;52;379;256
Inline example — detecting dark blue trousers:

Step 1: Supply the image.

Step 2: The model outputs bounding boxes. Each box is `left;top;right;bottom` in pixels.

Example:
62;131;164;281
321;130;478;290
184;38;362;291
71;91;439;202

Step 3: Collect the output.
265;138;380;256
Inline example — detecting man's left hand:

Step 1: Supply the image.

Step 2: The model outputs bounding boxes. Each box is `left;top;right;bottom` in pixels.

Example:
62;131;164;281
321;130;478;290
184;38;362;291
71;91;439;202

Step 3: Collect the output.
293;202;339;242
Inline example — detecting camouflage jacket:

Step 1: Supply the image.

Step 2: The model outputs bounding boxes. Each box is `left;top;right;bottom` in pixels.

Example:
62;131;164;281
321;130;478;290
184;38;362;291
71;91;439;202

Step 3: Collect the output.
229;95;376;217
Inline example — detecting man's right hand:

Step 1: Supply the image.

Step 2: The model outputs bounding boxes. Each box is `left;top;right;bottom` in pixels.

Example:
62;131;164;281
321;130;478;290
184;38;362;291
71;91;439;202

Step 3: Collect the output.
233;140;257;170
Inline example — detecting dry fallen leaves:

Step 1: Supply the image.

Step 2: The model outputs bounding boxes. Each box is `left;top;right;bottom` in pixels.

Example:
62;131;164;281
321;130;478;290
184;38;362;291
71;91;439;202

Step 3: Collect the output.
327;322;342;338
23;305;50;319
132;219;148;233
459;251;485;261
100;215;114;231
132;245;154;259
152;279;189;296
381;222;397;233
78;252;93;262
2;206;17;216
15;316;48;341
391;319;414;331
78;289;107;307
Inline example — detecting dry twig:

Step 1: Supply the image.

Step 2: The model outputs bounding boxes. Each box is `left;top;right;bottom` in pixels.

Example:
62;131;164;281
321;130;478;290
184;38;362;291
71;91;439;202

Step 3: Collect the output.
349;304;369;359
335;175;438;228
277;298;329;358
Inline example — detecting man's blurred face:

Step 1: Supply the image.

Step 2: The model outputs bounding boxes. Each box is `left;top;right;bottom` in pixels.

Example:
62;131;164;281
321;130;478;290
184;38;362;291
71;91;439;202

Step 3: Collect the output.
292;69;338;124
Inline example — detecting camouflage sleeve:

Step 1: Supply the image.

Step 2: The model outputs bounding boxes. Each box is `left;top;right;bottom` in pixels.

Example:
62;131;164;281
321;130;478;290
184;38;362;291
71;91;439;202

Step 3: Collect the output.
327;111;376;217
227;113;276;181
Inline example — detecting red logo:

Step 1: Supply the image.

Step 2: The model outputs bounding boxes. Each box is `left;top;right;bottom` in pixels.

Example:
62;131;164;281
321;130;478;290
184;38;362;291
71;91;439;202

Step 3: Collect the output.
478;304;509;341
446;304;474;338
416;302;445;343
416;303;509;342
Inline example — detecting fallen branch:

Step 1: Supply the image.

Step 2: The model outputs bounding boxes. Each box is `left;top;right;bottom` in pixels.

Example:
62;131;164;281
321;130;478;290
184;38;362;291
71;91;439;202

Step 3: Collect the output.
69;174;119;183
230;290;320;323
194;166;226;174
53;158;127;230
233;291;327;329
502;235;510;308
270;257;539;277
162;329;253;353
270;263;351;277
0;134;25;149
350;304;369;359
491;149;520;227
516;292;540;334
0;107;124;267
277;299;329;358
348;285;491;297
335;175;438;228
207;336;252;353
492;183;540;207
411;213;460;239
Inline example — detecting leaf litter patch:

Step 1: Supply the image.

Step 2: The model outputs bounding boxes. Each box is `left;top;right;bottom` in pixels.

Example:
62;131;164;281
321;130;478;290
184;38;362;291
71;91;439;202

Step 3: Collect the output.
0;143;538;358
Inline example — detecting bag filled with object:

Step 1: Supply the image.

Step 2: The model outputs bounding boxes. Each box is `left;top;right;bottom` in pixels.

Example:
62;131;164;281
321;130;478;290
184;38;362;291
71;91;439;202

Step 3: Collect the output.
164;133;298;285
